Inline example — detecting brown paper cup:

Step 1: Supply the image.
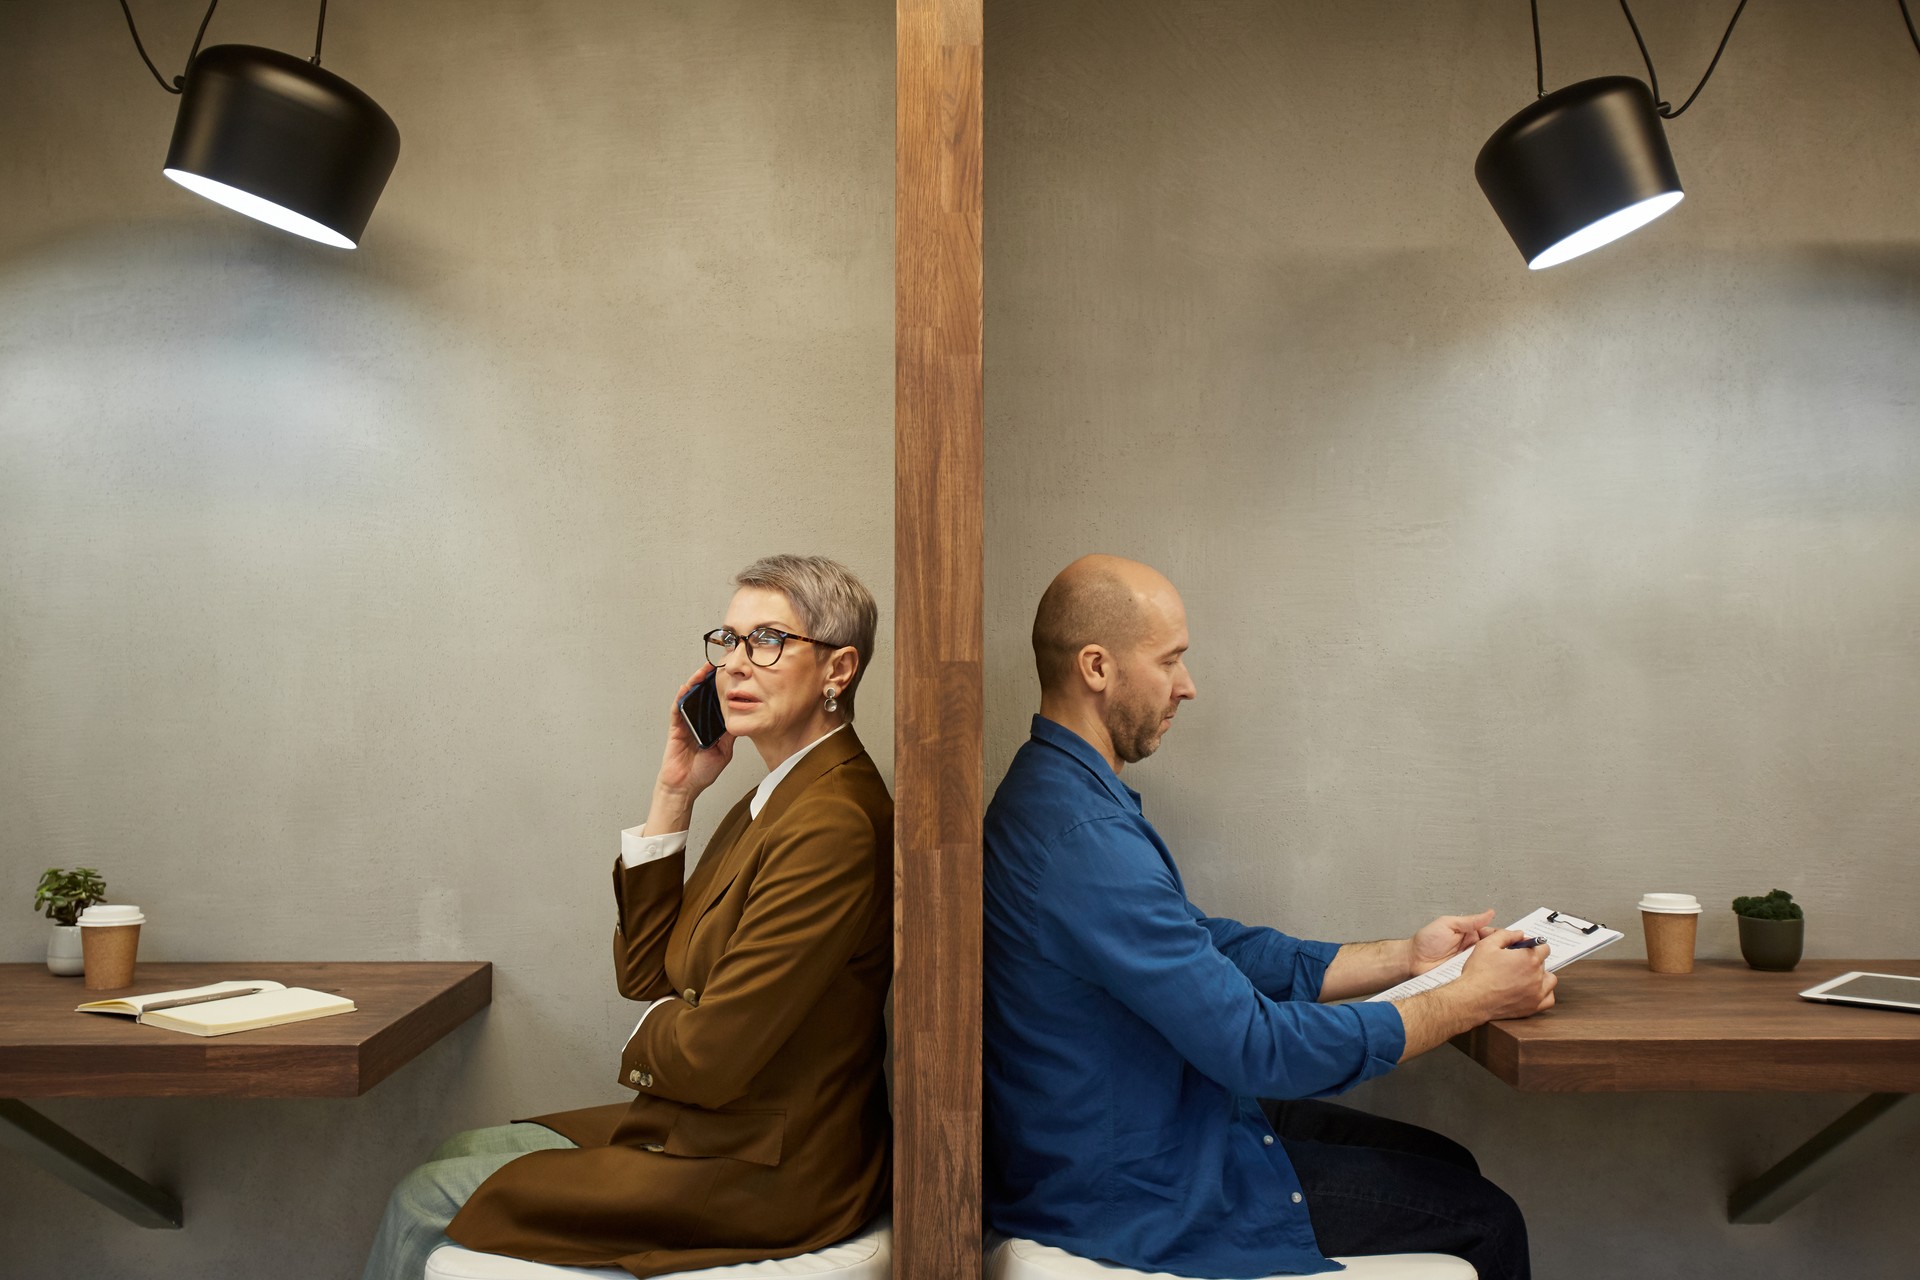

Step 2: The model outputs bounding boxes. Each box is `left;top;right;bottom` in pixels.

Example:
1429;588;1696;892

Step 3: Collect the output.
1642;910;1697;974
82;923;141;990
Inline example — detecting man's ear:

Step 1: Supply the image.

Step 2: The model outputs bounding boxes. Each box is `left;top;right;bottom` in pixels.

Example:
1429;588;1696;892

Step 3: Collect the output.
1076;644;1113;693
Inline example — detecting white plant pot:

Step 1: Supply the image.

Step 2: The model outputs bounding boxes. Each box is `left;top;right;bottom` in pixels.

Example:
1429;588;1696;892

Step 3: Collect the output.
47;923;85;976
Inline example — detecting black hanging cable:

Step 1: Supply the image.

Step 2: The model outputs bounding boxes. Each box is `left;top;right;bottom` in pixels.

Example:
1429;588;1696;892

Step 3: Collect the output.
312;0;329;66
1619;0;1753;119
118;0;220;95
1899;0;1920;56
182;2;219;82
1530;0;1545;98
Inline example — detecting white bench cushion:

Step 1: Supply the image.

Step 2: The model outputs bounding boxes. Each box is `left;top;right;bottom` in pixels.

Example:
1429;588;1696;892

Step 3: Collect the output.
424;1217;890;1280
987;1234;1476;1280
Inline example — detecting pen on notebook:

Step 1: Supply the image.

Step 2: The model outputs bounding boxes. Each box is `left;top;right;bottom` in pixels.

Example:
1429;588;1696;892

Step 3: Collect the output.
142;987;266;1013
1504;937;1548;950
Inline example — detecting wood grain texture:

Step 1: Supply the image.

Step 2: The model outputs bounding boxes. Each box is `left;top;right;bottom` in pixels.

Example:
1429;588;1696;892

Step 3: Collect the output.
1452;959;1920;1093
0;962;490;1098
895;0;984;1276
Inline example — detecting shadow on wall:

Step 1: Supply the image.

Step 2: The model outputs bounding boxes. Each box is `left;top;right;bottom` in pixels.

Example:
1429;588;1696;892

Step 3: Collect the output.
0;215;601;953
986;237;1920;955
0;215;491;536
988;236;1920;736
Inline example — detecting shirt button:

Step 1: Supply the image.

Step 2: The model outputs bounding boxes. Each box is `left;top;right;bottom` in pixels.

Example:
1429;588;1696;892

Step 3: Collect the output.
627;1069;640;1084
1291;1192;1303;1204
682;988;697;1004
642;1143;665;1153
1262;1134;1275;1147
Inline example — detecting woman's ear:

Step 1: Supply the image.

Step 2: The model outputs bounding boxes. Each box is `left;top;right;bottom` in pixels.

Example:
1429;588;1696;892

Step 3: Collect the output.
826;646;860;696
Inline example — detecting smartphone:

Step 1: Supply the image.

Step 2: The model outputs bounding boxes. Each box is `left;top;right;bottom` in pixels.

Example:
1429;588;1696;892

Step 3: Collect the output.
677;670;726;750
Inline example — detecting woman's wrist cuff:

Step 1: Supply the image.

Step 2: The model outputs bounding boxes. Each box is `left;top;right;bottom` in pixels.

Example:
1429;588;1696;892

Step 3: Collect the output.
621;827;688;868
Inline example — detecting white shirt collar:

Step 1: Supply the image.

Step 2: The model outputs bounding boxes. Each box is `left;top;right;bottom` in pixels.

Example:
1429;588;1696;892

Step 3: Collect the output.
749;723;847;819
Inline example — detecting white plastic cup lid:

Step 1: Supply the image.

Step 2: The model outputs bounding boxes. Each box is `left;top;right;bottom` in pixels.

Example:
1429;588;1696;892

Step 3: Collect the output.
1638;893;1701;915
77;904;145;926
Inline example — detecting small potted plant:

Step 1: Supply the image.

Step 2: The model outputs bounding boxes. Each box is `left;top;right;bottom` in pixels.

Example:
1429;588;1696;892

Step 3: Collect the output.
34;867;108;976
1732;888;1804;972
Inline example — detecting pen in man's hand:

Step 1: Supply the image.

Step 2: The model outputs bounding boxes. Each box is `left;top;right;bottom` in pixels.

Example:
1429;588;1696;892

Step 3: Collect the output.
1504;937;1548;950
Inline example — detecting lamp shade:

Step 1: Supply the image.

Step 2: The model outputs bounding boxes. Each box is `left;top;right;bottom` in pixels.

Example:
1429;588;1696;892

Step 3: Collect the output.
1475;76;1683;270
163;44;400;249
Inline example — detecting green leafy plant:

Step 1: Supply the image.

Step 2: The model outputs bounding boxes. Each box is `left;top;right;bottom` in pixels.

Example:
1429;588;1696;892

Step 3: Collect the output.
1732;888;1803;921
34;867;108;927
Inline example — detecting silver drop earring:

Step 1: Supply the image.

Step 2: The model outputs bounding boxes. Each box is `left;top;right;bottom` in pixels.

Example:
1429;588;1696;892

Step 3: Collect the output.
824;686;839;714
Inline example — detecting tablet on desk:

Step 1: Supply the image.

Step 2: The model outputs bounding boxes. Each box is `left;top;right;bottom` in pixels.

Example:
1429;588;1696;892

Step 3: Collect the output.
1799;971;1920;1014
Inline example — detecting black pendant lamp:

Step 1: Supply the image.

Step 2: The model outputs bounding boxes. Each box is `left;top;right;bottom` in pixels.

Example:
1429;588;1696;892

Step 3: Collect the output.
164;44;399;249
1475;0;1773;270
119;1;399;249
1476;76;1683;271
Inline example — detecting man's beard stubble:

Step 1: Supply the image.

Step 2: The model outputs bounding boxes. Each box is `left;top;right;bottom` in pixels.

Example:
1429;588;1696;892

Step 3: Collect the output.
1107;679;1172;765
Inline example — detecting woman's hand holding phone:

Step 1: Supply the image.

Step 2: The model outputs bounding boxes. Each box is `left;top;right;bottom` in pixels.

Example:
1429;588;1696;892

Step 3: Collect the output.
646;662;736;835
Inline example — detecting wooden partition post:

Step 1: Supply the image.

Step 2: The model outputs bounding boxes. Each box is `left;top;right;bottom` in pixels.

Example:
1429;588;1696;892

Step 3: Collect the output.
894;0;984;1276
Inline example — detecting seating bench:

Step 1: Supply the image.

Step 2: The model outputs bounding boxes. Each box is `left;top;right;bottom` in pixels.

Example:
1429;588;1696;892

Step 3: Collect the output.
422;1217;891;1280
986;1233;1476;1280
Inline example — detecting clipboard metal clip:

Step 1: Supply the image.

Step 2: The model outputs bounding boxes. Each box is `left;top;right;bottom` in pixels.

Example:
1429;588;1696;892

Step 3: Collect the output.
1546;910;1603;935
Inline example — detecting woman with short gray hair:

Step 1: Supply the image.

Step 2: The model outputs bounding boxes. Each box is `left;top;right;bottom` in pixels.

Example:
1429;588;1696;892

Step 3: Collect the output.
364;555;891;1279
730;553;878;719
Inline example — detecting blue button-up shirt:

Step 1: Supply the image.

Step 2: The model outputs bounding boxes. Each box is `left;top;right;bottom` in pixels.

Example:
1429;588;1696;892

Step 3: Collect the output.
984;716;1407;1278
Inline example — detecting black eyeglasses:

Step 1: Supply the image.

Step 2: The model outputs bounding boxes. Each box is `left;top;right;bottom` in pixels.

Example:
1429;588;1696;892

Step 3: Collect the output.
704;626;834;669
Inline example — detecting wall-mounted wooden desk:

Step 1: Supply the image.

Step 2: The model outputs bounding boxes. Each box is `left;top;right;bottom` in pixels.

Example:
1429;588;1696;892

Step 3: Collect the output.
1451;958;1920;1222
0;961;491;1228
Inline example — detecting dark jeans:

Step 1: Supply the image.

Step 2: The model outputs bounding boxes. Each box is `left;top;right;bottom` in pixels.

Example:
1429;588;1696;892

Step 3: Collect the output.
1260;1098;1530;1280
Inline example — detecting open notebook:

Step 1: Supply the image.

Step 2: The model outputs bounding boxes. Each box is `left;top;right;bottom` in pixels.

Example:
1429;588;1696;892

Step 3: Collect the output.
76;980;355;1037
1366;908;1623;1003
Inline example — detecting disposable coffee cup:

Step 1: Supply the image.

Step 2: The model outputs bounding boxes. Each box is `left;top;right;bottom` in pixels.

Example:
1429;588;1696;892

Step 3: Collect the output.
1638;893;1701;974
78;904;145;990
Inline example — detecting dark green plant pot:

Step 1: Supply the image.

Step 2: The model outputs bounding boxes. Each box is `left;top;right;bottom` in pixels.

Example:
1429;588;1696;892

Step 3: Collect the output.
1737;915;1804;972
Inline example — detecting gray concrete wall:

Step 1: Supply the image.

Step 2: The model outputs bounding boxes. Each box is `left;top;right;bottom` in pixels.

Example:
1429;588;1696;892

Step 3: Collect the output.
0;2;892;1276
986;2;1919;1278
9;0;1920;1276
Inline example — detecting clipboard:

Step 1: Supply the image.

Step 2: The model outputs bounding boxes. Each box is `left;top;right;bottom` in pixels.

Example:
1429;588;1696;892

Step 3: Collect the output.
1366;907;1624;1003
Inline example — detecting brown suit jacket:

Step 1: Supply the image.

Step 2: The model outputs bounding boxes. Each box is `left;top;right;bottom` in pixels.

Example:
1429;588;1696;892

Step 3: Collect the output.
447;729;893;1277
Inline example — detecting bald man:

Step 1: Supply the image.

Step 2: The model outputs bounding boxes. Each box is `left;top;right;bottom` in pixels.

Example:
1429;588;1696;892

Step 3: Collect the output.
983;555;1553;1280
